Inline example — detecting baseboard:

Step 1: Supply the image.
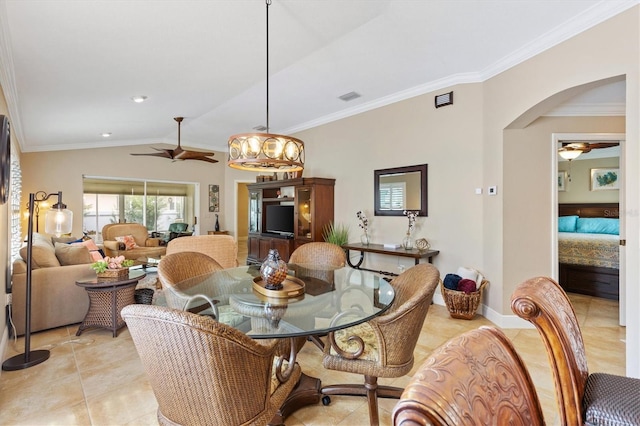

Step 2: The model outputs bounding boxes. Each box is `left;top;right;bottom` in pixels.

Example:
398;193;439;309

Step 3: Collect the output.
432;292;534;329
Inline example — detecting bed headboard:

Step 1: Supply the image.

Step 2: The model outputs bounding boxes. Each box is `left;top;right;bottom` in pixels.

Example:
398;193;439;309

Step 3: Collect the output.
559;203;619;218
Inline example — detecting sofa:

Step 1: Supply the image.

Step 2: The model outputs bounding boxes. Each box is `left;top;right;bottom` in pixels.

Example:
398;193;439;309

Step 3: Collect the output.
102;223;166;261
10;233;96;335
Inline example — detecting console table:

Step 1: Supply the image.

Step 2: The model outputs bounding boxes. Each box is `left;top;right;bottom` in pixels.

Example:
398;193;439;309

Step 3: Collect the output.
342;242;439;275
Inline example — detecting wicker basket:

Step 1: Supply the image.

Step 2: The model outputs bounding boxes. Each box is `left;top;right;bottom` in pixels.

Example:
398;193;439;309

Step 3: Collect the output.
441;279;488;320
97;267;129;280
134;288;154;305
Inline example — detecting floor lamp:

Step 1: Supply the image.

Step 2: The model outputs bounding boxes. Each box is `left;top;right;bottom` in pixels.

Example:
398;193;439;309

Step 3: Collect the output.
2;191;72;371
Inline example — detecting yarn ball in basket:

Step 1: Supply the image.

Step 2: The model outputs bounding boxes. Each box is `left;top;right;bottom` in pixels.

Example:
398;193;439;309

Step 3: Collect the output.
458;278;477;294
443;273;461;290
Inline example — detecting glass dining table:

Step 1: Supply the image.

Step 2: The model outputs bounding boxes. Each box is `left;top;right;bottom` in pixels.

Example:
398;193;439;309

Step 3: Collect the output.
171;263;396;423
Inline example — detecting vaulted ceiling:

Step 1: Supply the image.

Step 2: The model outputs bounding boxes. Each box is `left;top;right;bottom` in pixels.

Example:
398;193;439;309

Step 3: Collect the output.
0;0;633;154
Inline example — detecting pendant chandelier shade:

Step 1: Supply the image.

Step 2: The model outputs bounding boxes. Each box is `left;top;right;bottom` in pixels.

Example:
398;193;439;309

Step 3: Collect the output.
227;0;305;172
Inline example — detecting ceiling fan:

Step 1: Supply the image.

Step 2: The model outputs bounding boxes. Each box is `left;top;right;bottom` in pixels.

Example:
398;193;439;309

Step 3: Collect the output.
131;117;218;164
558;141;619;160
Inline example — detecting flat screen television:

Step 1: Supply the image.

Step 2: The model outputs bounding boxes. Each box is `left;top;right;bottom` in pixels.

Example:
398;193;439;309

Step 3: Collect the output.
265;204;294;235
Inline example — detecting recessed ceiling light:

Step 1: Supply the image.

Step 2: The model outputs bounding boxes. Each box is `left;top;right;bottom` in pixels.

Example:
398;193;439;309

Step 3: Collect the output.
101;132;112;137
131;95;148;103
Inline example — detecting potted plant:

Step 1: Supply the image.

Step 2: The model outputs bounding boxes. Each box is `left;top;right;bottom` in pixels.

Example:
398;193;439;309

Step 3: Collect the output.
91;255;135;279
322;222;350;247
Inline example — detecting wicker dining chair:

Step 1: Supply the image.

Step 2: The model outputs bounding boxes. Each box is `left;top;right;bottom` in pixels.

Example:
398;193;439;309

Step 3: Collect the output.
393;326;544;426
166;234;239;269
158;251;224;314
512;276;640;426
321;263;440;426
289;241;347;350
289;241;346;267
122;304;301;426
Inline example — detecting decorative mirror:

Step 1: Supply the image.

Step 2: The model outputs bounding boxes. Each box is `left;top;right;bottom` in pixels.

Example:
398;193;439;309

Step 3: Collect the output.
374;164;427;216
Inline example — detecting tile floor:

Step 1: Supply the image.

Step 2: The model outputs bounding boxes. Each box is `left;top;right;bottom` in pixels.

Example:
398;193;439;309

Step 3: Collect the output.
0;258;625;425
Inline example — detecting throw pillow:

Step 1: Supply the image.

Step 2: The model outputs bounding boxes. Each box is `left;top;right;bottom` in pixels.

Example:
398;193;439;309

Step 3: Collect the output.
51;235;82;245
54;243;93;265
70;239;104;261
115;235;139;250
19;233;60;269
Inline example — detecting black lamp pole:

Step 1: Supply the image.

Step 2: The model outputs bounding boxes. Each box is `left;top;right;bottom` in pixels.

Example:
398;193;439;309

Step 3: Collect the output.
3;191;70;371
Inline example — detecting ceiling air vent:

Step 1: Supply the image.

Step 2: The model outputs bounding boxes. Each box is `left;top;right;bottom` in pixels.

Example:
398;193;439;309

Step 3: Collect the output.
338;91;361;102
435;91;453;108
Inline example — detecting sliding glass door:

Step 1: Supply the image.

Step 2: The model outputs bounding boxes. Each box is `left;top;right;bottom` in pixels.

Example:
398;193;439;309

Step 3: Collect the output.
83;177;197;240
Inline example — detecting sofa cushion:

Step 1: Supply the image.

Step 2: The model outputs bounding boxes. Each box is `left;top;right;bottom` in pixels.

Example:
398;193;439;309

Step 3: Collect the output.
19;233;60;269
55;243;93;265
116;234;139;250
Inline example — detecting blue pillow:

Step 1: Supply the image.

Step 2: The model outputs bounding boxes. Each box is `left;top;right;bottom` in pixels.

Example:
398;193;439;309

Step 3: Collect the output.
576;217;619;235
558;215;578;233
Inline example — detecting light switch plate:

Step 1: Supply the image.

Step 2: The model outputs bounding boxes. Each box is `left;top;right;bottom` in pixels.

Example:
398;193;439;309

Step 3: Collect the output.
488;186;497;196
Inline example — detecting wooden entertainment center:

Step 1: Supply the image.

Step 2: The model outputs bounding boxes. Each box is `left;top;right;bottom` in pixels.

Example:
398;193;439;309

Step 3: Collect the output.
246;177;335;264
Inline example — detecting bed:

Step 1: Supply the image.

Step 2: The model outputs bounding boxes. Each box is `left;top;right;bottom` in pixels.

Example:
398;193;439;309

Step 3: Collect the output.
558;203;620;300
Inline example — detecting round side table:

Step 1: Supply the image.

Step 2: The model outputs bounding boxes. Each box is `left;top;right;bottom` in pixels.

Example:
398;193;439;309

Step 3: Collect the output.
76;270;146;337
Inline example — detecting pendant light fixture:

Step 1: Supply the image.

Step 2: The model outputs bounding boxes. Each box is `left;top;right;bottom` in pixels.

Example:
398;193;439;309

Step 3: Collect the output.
227;0;304;172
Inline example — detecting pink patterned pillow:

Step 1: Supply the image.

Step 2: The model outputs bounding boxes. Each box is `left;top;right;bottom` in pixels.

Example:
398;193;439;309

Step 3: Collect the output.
115;235;138;250
70;239;104;260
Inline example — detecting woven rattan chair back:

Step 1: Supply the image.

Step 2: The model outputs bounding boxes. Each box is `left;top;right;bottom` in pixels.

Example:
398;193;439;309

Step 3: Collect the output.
158;251;223;311
512;276;640;426
289;242;346;267
321;263;440;426
166;235;239;269
122;304;300;426
393;326;544;426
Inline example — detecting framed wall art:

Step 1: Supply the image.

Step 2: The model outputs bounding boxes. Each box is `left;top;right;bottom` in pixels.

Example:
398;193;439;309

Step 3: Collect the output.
209;184;219;212
590;168;619;191
558;171;567;192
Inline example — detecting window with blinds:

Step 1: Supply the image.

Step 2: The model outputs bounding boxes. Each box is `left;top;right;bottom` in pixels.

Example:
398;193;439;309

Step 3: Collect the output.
379;182;406;211
83;177;196;239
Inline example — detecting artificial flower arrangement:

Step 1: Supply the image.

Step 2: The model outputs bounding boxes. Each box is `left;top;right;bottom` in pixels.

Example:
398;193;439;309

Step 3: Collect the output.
91;255;135;274
403;210;419;234
356;210;369;233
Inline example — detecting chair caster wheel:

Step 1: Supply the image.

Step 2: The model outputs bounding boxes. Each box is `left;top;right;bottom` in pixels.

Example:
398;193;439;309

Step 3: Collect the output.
322;395;331;406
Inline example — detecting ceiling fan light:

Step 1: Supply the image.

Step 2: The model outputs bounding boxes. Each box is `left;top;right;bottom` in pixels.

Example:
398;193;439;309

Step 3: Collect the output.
559;149;582;160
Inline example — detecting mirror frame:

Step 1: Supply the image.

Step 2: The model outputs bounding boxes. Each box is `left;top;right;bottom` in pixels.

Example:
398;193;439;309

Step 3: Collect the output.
374;164;427;216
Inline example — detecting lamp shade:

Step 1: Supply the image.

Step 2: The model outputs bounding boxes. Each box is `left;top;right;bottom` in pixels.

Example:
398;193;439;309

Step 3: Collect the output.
44;207;72;237
228;133;305;172
558;149;582;160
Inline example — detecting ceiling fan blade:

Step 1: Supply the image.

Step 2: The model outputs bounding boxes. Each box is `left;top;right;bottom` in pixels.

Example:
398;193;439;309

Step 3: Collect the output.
177;150;218;161
190;156;219;164
175;149;216;159
130;151;173;159
589;142;619;149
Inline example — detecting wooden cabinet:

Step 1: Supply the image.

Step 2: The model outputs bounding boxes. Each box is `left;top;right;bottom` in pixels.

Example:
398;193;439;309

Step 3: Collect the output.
246;177;335;264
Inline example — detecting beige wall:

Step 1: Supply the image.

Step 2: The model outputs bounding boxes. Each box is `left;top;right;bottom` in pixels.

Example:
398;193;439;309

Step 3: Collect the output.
21;147;226;237
559;156;620;204
294;82;485;277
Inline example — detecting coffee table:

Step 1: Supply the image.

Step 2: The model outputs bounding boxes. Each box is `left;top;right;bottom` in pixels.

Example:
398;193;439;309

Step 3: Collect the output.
76;270;146;337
